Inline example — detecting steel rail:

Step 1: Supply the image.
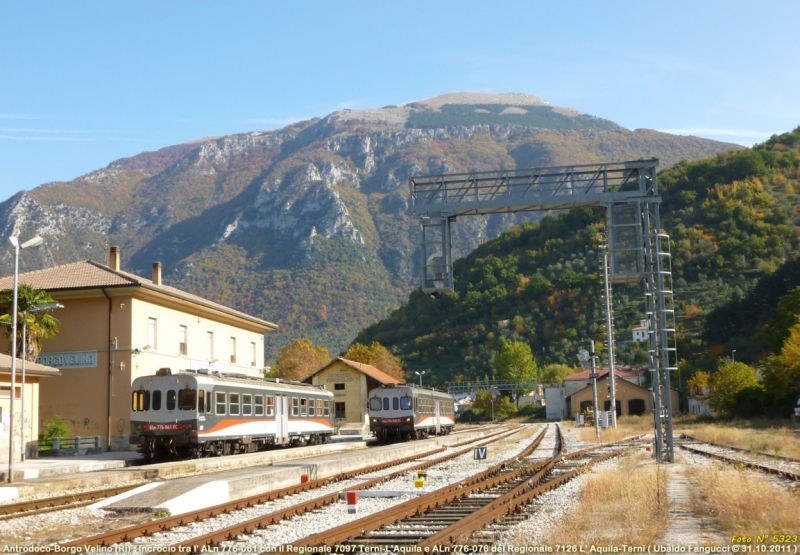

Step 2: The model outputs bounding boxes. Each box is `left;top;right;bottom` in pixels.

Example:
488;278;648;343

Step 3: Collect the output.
0;484;140;519
678;434;800;464
288;425;553;549
62;426;520;549
679;444;800;481
171;425;530;552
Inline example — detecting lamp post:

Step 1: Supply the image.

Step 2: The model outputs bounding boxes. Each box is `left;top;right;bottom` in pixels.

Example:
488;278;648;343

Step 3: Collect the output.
731;350;736;363
20;302;63;461
7;235;43;483
414;370;426;387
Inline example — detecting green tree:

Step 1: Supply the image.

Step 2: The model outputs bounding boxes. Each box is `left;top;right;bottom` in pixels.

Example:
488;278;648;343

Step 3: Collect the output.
708;361;763;416
0;285;60;361
272;338;330;381
539;363;575;385
494;340;538;405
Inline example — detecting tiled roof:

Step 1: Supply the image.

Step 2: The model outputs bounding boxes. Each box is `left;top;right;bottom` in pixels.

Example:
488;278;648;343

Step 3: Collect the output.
0;260;277;330
564;368;639;381
0;353;60;377
303;357;404;385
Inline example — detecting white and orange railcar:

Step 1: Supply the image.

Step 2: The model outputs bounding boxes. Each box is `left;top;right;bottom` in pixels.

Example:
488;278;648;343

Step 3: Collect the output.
368;383;455;442
130;368;334;460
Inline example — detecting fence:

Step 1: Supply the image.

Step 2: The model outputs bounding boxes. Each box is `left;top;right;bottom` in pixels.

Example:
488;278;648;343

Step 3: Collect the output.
37;435;103;456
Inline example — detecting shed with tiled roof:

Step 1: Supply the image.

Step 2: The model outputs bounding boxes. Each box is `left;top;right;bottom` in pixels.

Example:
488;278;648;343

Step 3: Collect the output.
303;357;404;437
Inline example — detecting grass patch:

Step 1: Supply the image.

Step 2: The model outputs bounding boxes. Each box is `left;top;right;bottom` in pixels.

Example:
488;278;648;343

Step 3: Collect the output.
687;466;800;540
574;415;655;444
675;418;800;459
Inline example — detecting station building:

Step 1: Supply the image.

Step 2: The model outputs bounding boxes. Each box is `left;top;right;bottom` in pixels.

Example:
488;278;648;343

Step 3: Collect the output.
0;246;277;452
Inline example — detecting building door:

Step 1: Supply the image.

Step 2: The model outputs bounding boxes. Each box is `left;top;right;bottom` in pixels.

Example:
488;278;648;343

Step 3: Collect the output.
628;398;646;416
335;402;346;419
276;395;288;444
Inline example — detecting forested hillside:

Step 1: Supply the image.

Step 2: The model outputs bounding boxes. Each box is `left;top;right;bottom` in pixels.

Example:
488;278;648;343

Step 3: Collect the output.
354;127;800;387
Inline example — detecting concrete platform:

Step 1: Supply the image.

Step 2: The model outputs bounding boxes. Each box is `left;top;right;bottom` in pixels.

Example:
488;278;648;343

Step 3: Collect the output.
0;435;372;503
97;431;486;515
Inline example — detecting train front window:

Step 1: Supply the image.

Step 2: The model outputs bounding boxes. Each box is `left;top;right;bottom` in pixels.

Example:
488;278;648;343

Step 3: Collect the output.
215;391;226;415
382;398;389;411
178;388;196;410
392;397;399;410
400;396;412;410
131;390;150;411
229;393;240;415
166;390;176;410
369;397;382;411
242;394;252;416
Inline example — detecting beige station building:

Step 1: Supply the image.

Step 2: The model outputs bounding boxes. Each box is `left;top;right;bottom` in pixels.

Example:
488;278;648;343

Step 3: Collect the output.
303;357;402;436
0;246;277;455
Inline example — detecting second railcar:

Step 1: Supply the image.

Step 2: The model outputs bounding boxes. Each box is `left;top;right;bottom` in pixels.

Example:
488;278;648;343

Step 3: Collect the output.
130;368;335;460
368;383;455;442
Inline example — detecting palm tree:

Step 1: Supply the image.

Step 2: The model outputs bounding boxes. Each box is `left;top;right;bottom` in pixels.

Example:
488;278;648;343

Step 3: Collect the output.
0;285;61;361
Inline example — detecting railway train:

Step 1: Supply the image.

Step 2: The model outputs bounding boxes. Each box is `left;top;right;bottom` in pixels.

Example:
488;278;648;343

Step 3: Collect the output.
368;383;455;442
130;368;335;460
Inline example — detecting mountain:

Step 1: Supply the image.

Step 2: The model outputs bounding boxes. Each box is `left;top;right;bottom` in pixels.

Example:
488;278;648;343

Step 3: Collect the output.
0;92;744;362
354;127;800;384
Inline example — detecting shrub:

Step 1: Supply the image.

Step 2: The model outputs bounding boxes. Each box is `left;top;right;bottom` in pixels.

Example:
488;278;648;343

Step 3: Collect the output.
39;415;71;449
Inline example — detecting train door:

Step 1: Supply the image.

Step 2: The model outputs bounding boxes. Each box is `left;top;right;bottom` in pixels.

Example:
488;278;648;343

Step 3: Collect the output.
434;399;441;434
276;395;289;444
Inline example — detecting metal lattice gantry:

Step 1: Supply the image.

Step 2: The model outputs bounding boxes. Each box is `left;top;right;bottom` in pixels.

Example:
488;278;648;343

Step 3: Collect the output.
410;158;677;463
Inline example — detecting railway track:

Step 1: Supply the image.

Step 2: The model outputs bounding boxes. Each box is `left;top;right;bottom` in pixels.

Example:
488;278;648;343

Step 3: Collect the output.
0;484;141;520
676;436;800;482
291;426;631;551
61;425;526;550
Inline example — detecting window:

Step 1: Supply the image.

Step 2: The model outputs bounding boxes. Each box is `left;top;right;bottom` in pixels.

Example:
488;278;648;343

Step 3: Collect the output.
198;390;206;413
178;388;196;410
215;391;226;414
254;395;264;416
308;399;316;417
152;390;162;410
323;400;330;416
382;398;389;411
265;396;275;416
250;342;257;367
334;383;345;391
300;398;307;416
392;397;399;410
167;390;176;410
369;397;382;411
242;394;252;416
206;332;214;361
229;393;240;415
315;399;322;416
230;337;237;364
179;325;187;356
334;402;346;419
400;396;413;410
132;390;150;411
148;318;157;350
291;397;299;416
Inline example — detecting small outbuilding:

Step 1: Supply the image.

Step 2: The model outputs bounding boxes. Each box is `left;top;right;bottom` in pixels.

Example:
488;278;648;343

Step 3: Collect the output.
303;357;402;436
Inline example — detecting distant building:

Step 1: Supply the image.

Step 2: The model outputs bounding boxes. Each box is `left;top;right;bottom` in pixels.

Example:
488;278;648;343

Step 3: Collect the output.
632;319;649;343
688;385;713;416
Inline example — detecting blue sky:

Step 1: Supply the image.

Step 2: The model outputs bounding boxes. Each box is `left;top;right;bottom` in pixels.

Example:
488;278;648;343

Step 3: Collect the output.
1;1;798;203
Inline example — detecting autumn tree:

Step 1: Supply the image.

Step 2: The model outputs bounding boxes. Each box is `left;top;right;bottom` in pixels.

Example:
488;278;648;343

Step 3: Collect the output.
272;338;330;381
762;322;800;415
343;341;404;381
539;363;575;385
494;340;538;406
708;361;763;416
